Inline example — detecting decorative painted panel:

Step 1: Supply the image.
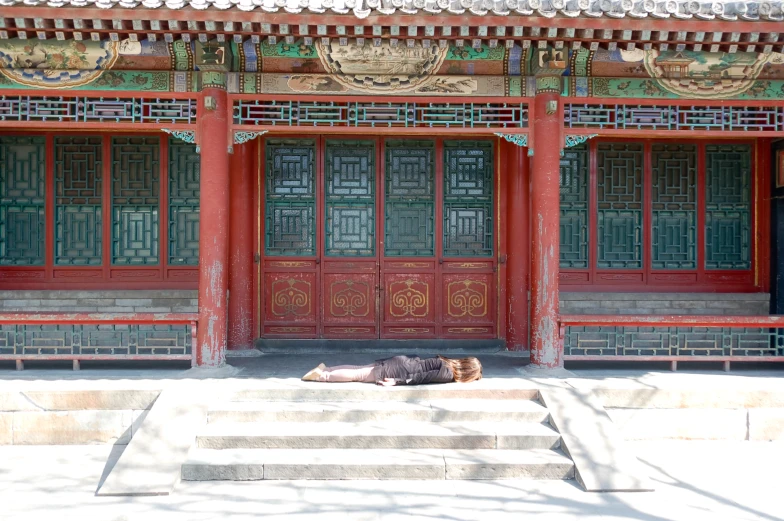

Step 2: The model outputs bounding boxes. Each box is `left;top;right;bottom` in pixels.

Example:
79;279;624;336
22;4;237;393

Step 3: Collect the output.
54;136;102;266
0;136;45;266
651;144;697;270
596;143;643;269
384;140;435;257
168;138;200;265
442;141;493;257
441;274;491;322
265;139;316;256
322;269;378;338
0;95;197;122
111;137;160;265
564;326;782;358
705;145;751;270
559;144;589;269
385;275;433;321
0;324;192;357
234;100;527;127
324;140;375;257
263;272;317;337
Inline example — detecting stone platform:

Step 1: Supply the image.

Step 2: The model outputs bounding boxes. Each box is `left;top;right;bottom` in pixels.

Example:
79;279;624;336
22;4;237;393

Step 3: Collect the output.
2;354;783;497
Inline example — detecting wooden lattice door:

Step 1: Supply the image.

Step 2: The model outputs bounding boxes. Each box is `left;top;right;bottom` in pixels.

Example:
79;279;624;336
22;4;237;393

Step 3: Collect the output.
259;136;497;340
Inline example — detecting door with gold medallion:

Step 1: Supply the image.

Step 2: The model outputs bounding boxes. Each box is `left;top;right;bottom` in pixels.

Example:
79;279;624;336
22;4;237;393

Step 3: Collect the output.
259;136;497;340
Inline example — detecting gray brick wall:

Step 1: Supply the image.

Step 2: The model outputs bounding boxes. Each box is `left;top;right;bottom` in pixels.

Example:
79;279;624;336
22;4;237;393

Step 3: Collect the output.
0;290;198;313
560;292;770;316
0;290;769;317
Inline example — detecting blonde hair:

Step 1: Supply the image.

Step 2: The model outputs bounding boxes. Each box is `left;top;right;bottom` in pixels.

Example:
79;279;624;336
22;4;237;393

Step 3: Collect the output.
438;356;483;383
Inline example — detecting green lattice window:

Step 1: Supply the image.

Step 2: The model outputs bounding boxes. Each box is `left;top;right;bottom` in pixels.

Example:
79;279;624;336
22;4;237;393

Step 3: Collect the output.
0;136;45;266
559;144;589;269
324;140;375;257
597;143;644;269
651;144;697;269
168;138;200;265
111;137;160;265
705;144;751;270
265;139;315;256
384;140;435;257
443;141;493;257
54;137;103;266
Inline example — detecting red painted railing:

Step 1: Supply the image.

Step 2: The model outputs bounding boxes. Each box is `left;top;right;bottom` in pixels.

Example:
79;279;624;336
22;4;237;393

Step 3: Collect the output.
0;313;197;370
559;314;784;370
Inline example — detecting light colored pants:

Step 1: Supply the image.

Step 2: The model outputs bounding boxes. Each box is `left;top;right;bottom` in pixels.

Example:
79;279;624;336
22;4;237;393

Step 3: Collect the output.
318;364;376;383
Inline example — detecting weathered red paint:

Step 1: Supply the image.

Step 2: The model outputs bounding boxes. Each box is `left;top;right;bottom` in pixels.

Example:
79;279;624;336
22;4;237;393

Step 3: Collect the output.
228;141;256;350
529;91;563;368
506;142;529;351
196;88;230;367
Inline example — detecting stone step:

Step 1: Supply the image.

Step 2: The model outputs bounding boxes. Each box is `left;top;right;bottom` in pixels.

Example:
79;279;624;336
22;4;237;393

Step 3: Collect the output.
182;448;575;481
197;421;561;450
208;399;550;424
230;388;540;402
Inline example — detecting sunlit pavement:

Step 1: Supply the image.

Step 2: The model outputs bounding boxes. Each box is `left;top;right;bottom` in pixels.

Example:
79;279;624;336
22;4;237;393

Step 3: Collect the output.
1;440;782;521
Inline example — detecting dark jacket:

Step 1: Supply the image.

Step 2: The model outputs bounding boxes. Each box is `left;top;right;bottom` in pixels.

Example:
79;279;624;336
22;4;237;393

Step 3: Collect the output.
373;356;454;385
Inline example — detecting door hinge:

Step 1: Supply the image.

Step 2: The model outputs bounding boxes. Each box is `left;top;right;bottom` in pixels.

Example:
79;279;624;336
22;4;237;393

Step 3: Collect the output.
253;253;260;263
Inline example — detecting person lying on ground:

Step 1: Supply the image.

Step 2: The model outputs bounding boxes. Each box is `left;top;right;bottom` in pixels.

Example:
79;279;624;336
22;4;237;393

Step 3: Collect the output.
301;355;482;386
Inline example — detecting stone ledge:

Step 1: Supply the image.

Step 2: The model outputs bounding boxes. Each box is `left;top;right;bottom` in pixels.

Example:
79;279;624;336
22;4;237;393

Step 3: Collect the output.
607;409;748;441
748;409;784;441
0;391;159;412
10;410;135;445
0;290;198;299
561;292;770;302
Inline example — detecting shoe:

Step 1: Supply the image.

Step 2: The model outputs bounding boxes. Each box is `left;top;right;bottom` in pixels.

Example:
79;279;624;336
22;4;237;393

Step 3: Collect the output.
301;363;326;381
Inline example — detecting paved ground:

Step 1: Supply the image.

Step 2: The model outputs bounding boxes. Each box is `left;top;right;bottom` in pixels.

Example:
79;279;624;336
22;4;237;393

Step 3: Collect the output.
2;356;784;520
0;440;782;521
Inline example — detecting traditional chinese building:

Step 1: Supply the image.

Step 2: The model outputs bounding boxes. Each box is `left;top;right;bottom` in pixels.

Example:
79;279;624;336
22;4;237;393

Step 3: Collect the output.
1;0;784;369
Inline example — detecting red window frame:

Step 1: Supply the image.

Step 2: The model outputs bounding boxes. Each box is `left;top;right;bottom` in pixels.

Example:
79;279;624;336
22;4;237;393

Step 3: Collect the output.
0;131;198;290
560;137;769;293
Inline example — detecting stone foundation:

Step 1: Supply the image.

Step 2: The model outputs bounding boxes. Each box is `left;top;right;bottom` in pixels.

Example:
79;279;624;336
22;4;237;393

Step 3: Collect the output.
0;290;198;313
560;292;770;316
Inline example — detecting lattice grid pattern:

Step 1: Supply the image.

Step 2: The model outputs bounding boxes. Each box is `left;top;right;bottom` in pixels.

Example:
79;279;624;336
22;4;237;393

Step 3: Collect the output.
0;96;197;124
54;137;103;266
0;324;191;357
0;136;45;266
324;140;375;257
384;140;435;257
559;144;589;269
564;326;784;357
597;143;643;269
705;145;751;270
565;104;781;133
234;100;528;129
111;137;160;265
651;144;697;270
168;138;200;265
265;139;316;256
443;141;493;257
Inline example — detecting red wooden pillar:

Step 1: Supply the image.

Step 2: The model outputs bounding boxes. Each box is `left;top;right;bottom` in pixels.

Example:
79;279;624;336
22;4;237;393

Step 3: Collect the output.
196;85;230;366
529;87;563;368
228;141;255;350
506;142;529;351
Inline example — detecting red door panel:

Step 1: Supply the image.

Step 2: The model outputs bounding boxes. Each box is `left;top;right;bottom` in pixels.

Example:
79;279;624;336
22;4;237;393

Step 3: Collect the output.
440;269;496;338
383;272;436;338
322;260;378;338
263;269;318;337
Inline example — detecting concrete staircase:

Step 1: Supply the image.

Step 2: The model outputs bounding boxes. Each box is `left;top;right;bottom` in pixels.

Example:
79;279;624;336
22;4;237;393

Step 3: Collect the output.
182;387;575;481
